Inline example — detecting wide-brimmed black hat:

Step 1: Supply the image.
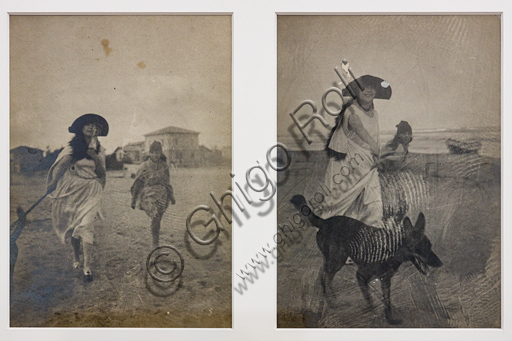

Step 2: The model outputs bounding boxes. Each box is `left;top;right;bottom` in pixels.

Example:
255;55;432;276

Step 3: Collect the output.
68;114;109;136
342;74;392;100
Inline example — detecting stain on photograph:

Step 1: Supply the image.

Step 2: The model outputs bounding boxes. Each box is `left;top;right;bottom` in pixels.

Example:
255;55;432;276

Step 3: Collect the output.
10;15;232;327
277;15;500;328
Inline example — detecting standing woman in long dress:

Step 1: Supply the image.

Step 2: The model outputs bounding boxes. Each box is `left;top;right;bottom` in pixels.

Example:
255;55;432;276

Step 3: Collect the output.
46;114;108;281
319;75;392;227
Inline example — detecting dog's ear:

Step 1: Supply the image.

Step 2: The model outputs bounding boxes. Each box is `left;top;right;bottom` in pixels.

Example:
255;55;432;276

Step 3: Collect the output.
403;216;417;246
404;213;425;246
414;213;426;235
403;216;413;230
410;213;426;245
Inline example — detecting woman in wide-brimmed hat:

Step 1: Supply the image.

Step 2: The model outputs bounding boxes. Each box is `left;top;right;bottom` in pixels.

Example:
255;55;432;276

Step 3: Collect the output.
46;113;108;281
315;74;391;228
131;141;176;248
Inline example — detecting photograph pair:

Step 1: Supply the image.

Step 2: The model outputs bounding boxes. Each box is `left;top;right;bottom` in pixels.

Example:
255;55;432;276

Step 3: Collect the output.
9;14;500;329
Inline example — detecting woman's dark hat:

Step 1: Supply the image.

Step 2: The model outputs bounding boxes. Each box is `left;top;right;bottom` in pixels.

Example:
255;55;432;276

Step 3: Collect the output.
69;114;109;136
342;75;392;100
149;141;163;153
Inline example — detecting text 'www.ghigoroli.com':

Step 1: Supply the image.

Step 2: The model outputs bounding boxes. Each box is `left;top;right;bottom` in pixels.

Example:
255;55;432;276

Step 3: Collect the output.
183;143;293;294
232;60;372;294
147;142;293;285
184;60;369;294
148;60;369;289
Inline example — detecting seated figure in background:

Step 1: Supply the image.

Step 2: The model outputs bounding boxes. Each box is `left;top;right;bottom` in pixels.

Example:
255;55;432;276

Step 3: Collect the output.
380;121;413;172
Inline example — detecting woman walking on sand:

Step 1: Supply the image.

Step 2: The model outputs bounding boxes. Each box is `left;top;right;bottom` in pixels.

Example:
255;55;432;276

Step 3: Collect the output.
46;114;108;281
318;75;392;227
131;141;176;248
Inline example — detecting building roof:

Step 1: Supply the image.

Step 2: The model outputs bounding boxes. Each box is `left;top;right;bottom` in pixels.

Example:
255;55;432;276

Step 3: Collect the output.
10;146;43;155
124;141;145;148
144;126;199;137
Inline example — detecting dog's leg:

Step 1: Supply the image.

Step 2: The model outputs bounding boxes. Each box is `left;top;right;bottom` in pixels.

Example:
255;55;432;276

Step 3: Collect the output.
356;271;374;311
323;257;345;308
309;260;344;327
315;264;328;307
304;268;327;327
381;275;402;325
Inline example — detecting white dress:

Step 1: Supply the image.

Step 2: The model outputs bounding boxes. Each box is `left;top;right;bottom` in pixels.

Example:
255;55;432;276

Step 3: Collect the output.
47;146;105;244
312;103;383;227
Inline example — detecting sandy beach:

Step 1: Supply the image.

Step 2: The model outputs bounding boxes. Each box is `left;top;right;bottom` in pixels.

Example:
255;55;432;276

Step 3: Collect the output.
10;167;232;327
277;150;501;328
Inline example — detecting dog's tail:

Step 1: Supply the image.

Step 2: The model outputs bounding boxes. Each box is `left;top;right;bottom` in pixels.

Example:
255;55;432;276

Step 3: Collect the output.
290;194;326;230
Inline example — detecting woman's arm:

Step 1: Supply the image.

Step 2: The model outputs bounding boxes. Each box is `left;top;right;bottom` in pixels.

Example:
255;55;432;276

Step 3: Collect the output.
46;155;74;194
87;148;106;188
402;143;409;156
164;162;170;185
348;114;380;156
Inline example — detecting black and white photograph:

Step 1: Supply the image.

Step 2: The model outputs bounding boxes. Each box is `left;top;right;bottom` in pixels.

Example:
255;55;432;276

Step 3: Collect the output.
277;15;501;328
3;1;512;340
9;15;232;327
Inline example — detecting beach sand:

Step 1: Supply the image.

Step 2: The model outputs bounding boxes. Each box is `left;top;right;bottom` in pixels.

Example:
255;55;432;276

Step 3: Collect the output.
10;167;232;327
277;151;501;328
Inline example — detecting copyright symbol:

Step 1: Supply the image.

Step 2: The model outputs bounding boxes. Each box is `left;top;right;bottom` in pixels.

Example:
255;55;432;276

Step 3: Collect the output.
146;245;184;282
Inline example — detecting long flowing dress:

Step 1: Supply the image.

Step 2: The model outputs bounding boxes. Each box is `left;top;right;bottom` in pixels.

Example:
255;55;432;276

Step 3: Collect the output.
313;103;383;227
132;158;171;219
47;146;105;244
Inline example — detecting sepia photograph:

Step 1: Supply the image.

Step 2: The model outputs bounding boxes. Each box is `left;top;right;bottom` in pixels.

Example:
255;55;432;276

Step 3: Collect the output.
9;15;232;327
277;15;501;328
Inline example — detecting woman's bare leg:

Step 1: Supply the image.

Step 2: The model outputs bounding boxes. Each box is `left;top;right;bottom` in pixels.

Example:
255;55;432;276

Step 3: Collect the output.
82;240;93;280
83;241;92;269
71;237;81;268
151;215;163;247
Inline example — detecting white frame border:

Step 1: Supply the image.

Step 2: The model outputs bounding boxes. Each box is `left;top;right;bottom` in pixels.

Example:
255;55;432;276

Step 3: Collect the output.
1;1;510;341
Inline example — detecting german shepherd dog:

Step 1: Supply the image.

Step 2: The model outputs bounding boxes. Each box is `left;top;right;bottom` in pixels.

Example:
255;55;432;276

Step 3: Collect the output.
290;194;442;325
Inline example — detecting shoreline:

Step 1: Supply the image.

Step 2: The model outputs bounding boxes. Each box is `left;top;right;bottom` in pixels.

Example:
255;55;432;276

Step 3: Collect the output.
278;150;501;185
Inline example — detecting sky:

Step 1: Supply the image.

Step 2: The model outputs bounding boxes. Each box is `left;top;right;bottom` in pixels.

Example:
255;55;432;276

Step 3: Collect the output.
10;15;232;154
277;15;501;150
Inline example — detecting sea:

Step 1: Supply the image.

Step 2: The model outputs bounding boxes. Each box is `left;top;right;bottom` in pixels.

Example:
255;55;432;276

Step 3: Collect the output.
279;126;501;159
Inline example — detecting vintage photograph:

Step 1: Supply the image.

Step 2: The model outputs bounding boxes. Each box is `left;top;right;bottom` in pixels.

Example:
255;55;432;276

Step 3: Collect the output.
10;15;232;327
277;15;501;328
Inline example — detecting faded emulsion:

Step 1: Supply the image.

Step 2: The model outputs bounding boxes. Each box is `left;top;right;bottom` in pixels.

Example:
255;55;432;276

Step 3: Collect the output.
10;15;233;328
275;15;501;329
186;142;291;244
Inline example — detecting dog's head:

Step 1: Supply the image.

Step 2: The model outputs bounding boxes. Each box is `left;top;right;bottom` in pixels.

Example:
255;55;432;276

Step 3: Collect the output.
403;213;443;275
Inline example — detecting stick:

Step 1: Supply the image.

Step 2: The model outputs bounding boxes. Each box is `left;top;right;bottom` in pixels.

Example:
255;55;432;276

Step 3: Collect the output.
10;192;50;231
24;192;50;216
348;67;365;91
335;67;356;98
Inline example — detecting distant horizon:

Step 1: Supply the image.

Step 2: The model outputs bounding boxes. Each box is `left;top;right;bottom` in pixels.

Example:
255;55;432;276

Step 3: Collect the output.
278;124;501;139
381;125;500;134
10;121;232;154
9;138;231;154
278;124;500;158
